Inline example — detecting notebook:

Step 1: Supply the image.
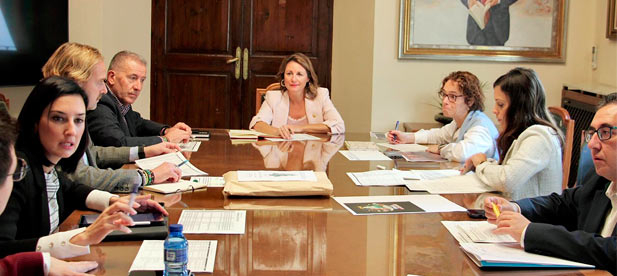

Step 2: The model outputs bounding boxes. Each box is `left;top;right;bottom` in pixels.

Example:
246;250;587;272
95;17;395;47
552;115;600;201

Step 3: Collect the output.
143;180;207;194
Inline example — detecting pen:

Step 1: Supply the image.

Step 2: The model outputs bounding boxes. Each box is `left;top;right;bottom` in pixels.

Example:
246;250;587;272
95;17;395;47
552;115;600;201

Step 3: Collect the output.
393;120;400;141
127;182;140;212
176;159;189;167
492;203;501;217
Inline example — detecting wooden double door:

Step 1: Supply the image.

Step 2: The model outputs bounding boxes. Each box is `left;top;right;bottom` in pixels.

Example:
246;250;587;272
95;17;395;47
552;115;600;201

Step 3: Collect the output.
151;0;333;129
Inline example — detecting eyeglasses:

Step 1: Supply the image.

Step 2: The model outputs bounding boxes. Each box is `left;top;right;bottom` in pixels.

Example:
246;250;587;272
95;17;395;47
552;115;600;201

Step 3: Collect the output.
438;90;465;103
6;158;28;182
584;126;617;142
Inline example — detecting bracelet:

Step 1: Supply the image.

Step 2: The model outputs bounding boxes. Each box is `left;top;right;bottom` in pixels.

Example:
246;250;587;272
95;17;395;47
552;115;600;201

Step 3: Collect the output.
137;169;147;186
160;126;169;136
161;136;168;142
149;169;156;184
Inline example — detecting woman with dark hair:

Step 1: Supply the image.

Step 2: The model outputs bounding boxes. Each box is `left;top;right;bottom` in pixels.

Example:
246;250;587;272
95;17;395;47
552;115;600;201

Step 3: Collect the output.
250;53;345;139
387;71;499;162
462;68;563;200
0;76;168;260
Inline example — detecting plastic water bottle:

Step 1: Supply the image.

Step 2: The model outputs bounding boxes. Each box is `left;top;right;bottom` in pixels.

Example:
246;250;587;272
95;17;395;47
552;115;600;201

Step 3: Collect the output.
164;224;188;276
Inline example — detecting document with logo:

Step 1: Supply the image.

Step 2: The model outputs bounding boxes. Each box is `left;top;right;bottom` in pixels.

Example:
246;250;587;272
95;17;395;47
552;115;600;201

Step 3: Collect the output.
334;195;466;215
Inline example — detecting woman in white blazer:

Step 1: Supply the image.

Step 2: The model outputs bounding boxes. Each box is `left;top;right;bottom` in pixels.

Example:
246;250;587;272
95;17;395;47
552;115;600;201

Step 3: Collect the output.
250;53;344;139
462;68;564;200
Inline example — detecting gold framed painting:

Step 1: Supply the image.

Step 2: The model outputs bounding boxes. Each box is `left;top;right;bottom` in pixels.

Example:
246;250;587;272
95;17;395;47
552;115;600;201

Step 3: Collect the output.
398;0;568;62
608;0;617;39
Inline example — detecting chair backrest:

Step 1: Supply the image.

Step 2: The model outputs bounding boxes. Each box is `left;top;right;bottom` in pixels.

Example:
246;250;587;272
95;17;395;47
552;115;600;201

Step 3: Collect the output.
548;106;575;190
576;129;595;186
255;83;280;115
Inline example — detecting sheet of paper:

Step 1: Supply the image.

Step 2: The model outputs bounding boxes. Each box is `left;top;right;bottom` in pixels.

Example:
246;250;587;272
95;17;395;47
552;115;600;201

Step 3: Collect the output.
129;240;217;273
345;141;380;151
334;194;466;215
405;174;497;194
178;210;246;234
339;150;391;161
396;169;461;180
178;141;201;152
376;143;428;152
370;132;387;139
228;129;269;139
190;176;225;187
135;152;208;177
442;221;517;243
401;151;447;162
236;170;317;182
460;243;595;268
347;170;406;186
143;180;207;194
265;133;321;141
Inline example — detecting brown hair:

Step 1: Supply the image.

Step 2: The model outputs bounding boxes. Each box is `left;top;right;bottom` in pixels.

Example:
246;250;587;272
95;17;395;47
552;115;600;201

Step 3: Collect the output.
441;71;484;111
276;53;319;100
42;42;103;83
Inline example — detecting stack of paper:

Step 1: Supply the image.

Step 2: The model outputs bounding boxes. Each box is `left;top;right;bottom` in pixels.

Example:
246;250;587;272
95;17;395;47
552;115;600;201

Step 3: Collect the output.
405;173;496;194
397;169;460;180
460;243;595;268
143;180;207;194
129;240;217;273
345;141;380;151
190;176;225;187
347;170;406;187
135;152;208;176
266;134;321;141
441;221;517;243
178;210;246;234
178;141;201;152
376;143;427;152
401;151;447;162
339;150;391;161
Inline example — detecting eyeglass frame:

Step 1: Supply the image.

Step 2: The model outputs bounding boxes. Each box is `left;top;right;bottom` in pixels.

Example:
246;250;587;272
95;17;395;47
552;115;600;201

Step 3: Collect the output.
4;158;29;182
584;126;617;142
438;90;465;103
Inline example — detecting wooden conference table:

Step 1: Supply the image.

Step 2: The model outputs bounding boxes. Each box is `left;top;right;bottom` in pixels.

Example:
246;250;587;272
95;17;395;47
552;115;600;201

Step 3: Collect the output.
61;130;608;276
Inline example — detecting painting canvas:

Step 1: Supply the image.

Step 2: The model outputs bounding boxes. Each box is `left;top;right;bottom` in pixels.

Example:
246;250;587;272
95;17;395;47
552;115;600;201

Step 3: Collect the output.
399;0;567;62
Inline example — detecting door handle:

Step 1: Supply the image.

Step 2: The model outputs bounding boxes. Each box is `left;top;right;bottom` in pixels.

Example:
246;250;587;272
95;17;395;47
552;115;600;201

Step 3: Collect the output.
231;47;241;79
242;48;249;80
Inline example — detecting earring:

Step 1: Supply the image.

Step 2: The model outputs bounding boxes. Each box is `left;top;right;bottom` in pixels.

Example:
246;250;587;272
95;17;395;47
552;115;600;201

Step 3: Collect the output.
280;80;286;89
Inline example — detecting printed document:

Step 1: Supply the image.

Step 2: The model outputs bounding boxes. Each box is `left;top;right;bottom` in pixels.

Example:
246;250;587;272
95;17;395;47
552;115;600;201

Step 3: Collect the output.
376;143;428;152
178;141;201;152
441;221;517;243
266;133;321;141
347;170;406;186
460;243;595;268
135;152;208;176
143;180;207;194
339;150;391;161
397;169;460;180
405;173;496;194
334;195;466;215
190;176;225;187
236;170;317;182
129;240;217;273
178;210;246;234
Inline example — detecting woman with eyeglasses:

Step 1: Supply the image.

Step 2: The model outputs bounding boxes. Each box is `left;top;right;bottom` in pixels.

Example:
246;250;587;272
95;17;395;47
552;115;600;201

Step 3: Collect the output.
0;77;168;261
387;71;499;162
462;68;563;200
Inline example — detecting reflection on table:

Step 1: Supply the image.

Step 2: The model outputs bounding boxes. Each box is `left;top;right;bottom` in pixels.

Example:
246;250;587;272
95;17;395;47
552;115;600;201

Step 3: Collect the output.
59;130;608;275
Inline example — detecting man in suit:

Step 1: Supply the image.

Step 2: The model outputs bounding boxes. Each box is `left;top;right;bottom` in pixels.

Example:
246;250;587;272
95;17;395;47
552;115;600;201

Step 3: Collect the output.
87;51;192;147
484;92;617;273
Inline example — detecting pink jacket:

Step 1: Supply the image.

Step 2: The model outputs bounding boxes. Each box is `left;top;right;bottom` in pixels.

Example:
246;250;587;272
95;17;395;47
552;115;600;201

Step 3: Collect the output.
249;87;345;134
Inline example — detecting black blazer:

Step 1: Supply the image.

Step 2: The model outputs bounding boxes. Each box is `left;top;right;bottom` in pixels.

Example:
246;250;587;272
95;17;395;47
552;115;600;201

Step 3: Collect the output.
0;149;93;258
87;90;166;147
517;173;615;273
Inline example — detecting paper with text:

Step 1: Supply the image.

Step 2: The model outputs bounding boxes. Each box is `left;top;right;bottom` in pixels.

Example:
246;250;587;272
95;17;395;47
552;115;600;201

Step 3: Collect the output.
143;180;207;194
347;170;406;186
397;169;460;180
460;243;595;268
178;210;246;234
135;152;208;176
179;141;201;152
129;240;217;273
190;176;225;187
339;150;391;161
442;221;517;243
236;170;317;182
405;173;496;194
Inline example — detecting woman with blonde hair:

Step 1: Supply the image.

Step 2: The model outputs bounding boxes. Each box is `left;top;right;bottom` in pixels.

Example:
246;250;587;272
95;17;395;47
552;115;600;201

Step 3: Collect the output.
250;53;344;139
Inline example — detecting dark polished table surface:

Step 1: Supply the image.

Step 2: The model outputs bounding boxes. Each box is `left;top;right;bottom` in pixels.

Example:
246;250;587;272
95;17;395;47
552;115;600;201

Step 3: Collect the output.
61;130;608;275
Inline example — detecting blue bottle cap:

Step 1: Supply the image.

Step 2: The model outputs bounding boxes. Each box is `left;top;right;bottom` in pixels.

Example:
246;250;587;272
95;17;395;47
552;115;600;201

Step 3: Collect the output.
169;224;183;232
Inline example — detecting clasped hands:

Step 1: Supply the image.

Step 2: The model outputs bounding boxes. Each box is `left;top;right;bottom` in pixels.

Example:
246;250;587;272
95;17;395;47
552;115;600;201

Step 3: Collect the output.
164;122;192;143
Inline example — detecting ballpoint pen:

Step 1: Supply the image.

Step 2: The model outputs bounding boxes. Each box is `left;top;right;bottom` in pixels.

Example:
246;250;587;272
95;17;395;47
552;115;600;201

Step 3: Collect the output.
127;182;140;212
393;120;400;142
177;159;189;167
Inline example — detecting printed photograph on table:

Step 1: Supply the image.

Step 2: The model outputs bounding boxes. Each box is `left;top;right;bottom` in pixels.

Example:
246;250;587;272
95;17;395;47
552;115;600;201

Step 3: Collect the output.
345;201;424;214
399;0;567;62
